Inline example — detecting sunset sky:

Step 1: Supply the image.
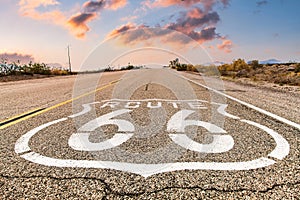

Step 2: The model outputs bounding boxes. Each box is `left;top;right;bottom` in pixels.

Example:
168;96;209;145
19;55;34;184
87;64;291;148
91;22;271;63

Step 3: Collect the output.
0;0;299;71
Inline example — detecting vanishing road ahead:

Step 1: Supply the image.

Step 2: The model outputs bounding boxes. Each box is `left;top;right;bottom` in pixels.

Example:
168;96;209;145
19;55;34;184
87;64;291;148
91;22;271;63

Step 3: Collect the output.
1;69;299;199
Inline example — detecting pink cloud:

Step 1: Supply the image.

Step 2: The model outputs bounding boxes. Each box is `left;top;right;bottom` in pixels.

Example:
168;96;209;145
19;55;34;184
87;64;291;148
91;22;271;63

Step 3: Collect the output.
106;0;127;10
67;13;98;39
107;5;224;47
0;52;34;64
18;0;128;39
66;0;128;38
18;0;66;26
187;7;205;18
165;7;220;39
108;22;137;38
217;39;233;53
147;0;229;11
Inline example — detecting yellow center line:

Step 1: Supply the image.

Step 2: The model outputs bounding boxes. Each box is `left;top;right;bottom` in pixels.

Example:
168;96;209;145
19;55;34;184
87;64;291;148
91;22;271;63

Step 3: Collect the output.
0;107;44;124
0;79;120;130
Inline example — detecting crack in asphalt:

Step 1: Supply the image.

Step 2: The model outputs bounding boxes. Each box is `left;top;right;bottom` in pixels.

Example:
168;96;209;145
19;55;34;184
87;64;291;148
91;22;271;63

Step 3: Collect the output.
1;174;299;198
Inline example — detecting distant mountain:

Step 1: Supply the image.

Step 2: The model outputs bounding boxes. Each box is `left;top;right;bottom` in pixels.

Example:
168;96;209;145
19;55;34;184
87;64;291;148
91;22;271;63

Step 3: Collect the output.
259;59;282;65
202;61;225;66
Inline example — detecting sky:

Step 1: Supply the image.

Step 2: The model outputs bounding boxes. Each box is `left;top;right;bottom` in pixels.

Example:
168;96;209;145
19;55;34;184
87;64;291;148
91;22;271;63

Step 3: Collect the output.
0;0;299;71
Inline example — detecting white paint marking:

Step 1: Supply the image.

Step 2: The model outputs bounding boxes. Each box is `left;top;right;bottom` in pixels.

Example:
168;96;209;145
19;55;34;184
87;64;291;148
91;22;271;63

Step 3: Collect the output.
169;134;234;153
167;110;233;153
125;102;141;109
217;104;240;119
188;102;207;110
79;109;134;132
68;109;134;151
167;110;227;133
68;133;133;151
147;102;162;108
241;119;290;160
102;99;209;103
15;94;292;176
21;152;275;178
15;118;68;154
69;102;99;118
100;102;119;108
179;74;300;130
168;102;179;109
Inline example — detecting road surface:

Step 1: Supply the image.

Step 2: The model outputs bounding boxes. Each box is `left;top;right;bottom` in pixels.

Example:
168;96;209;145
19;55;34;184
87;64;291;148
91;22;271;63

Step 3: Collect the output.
1;69;299;199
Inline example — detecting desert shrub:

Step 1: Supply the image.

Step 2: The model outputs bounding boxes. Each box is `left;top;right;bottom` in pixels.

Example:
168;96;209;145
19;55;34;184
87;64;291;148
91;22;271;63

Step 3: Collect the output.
187;64;198;72
51;69;68;75
272;73;299;86
127;65;134;70
0;62;23;76
177;64;187;71
104;67;113;72
295;63;300;73
0;60;73;77
232;58;250;71
218;64;233;75
250;60;262;69
24;62;51;75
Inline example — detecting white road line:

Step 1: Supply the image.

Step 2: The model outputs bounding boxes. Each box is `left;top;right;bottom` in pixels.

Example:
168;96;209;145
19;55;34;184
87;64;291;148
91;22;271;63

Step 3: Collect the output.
21;152;276;178
68;133;134;151
169;134;234;153
217;104;240;119
241;119;290;160
179;73;300;131
167;110;227;133
69;102;99;118
15;118;68;154
102;99;210;103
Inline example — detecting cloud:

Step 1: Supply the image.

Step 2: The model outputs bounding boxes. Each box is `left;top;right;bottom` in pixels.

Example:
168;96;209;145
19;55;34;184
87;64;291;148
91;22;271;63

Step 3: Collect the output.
131;8;221;44
146;0;230;11
106;0;127;10
67;13;98;38
19;0;60;10
107;4;229;47
83;0;105;12
66;0;105;39
18;0;128;39
107;25;219;47
217;39;233;53
18;0;66;26
166;8;220;33
187;27;220;42
256;0;268;7
108;22;137;38
81;0;127;12
108;25;177;46
66;0;128;38
0;53;34;63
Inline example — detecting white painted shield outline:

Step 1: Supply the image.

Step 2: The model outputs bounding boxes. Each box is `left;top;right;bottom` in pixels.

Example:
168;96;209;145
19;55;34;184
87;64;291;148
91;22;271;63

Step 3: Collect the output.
15;99;290;178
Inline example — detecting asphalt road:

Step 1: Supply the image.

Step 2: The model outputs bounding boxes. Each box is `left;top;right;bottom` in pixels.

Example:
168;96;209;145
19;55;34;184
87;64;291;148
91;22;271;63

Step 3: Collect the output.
1;69;299;199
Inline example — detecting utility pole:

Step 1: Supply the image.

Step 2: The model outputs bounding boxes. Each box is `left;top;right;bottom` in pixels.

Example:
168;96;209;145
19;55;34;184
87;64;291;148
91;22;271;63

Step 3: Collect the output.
67;45;72;73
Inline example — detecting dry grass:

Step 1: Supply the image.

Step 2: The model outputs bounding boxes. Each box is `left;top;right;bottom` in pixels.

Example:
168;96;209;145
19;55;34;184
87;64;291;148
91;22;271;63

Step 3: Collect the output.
218;61;300;86
170;58;300;86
